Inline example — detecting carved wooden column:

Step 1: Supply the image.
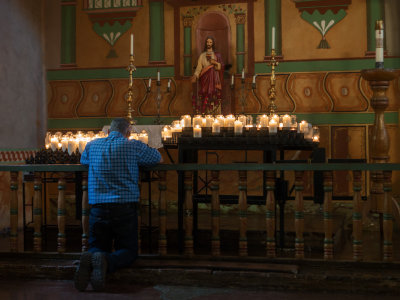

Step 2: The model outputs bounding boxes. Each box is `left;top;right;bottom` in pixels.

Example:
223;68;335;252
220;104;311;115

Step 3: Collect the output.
210;170;220;256
361;69;396;212
81;172;89;252
294;171;305;259
383;170;393;262
323;171;333;260
265;170;276;257
158;170;167;256
184;171;194;256
352;170;363;261
57;172;66;253
238;170;248;257
33;172;42;252
9;171;19;252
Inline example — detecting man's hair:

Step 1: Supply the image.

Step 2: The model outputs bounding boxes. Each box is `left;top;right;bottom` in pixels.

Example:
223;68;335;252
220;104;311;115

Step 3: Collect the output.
110;118;130;135
203;36;216;52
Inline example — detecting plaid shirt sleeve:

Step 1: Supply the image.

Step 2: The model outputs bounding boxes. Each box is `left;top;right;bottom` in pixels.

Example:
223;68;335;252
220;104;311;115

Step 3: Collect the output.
132;141;161;166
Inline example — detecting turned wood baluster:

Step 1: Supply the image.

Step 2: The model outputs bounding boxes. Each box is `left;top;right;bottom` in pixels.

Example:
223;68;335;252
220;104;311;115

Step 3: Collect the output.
323;171;333;260
352;170;363;261
57;172;66;253
9;171;18;252
383;170;393;262
238;170;248;257
265;170;276;258
33;172;42;252
210;170;220;256
184;171;194;256
158;170;167;255
294;171;305;259
81;172;89;252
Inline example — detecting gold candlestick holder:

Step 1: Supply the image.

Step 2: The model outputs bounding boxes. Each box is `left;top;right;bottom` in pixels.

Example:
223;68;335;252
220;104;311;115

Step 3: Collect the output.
126;54;136;125
268;49;279;115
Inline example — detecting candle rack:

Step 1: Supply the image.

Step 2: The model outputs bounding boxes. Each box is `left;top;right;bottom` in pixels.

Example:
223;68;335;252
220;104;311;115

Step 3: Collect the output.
231;75;258;114
126;54;137;125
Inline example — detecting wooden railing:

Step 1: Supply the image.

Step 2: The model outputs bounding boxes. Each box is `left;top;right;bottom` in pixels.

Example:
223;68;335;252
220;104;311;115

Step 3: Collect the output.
1;163;400;262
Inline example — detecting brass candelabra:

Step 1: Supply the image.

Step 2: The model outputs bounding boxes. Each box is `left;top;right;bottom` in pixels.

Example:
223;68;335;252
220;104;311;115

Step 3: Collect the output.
268;49;279;115
126;54;136;125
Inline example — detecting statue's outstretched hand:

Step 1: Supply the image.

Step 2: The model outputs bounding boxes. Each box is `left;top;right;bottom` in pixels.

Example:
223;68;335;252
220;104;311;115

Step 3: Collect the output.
191;75;197;83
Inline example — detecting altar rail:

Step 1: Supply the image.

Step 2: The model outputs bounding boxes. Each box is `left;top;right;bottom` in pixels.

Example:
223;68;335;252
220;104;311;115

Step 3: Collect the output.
1;163;400;262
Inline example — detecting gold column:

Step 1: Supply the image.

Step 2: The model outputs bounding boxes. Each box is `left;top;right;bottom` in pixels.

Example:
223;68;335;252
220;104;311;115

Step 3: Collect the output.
238;170;248;257
323;171;333;260
158;170;167;256
33;172;42;252
211;170;220;256
265;170;276;258
294;171;304;259
57;172;66;253
184;171;194;256
9;171;18;252
352;170;363;261
383;170;393;262
81;172;89;252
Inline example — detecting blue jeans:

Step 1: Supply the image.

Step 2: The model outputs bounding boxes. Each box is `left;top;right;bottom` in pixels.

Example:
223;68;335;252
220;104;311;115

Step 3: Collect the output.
88;203;138;273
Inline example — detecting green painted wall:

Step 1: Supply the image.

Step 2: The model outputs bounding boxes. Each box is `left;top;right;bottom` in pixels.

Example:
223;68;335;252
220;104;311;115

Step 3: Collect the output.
149;1;165;62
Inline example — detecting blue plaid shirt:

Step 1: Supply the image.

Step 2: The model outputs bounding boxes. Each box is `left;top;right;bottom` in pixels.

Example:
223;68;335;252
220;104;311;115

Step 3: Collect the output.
80;131;161;205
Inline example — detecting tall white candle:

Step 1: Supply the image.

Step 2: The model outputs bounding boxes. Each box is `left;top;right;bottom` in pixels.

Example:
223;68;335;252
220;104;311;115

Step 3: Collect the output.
157;70;160;82
148;78;152;88
231;74;234;85
375;20;384;66
252;75;256;84
130;33;134;56
272;26;276;50
168;79;171;88
241;68;245;79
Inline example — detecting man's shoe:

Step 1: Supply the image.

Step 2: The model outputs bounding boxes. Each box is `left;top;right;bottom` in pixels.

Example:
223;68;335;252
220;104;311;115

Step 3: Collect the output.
91;252;108;291
74;252;92;291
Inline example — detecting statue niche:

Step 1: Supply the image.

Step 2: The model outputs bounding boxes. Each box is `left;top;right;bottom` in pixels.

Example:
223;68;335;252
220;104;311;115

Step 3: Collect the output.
192;12;231;114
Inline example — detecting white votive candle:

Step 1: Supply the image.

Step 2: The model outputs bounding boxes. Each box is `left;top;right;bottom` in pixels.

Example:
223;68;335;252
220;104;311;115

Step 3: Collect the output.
234;120;243;135
269;119;278;134
260;114;269;127
282;114;291;128
212;120;220;134
193;125;202;138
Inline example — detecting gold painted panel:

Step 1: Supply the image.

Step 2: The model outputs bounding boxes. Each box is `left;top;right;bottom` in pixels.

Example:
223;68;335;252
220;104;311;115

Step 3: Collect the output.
287;73;332;112
48;81;82;118
76;81;113;117
325;72;368;112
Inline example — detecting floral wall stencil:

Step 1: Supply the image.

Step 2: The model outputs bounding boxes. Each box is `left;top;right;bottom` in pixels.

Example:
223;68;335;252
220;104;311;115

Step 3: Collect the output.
84;0;143;58
294;0;351;49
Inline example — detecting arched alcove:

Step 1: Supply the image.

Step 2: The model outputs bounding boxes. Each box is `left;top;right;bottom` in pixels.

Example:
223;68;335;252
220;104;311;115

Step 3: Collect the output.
195;12;231;66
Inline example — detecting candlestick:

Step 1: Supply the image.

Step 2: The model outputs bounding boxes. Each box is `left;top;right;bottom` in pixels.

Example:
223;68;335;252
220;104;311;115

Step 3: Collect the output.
375;20;384;69
126;50;137;125
267;47;279;115
130;33;134;56
272;26;275;50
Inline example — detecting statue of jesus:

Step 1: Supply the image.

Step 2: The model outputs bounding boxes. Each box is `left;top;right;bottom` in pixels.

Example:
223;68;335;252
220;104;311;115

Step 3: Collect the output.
191;36;224;114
